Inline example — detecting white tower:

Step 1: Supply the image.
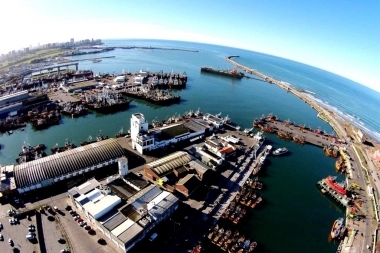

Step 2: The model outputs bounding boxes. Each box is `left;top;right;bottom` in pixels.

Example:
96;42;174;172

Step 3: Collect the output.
118;157;128;177
131;113;148;149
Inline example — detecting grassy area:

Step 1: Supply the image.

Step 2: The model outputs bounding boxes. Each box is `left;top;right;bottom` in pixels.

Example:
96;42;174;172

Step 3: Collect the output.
0;48;68;72
354;145;369;169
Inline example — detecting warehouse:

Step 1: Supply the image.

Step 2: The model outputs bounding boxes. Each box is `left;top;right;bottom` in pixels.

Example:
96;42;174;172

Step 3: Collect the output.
130;113;208;154
14;138;126;193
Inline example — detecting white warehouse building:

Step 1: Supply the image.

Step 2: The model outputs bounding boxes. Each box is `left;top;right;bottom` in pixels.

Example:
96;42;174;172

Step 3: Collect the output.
14;138;126;193
130;113;209;154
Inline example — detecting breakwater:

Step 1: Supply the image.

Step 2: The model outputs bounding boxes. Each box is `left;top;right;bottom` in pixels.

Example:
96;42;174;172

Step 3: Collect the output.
226;55;349;142
102;46;199;52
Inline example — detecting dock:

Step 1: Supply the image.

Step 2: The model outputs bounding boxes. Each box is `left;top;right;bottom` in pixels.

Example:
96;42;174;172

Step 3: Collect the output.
255;117;337;148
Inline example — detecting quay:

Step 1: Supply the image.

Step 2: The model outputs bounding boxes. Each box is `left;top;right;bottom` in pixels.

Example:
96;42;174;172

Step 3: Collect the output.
255;116;338;148
63;55;116;63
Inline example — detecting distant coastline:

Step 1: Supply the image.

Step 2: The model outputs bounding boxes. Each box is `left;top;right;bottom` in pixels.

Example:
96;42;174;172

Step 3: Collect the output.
226;55;380;146
101;46;198;53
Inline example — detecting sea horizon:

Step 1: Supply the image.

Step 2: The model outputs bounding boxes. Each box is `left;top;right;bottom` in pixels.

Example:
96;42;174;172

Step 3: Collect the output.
1;39;377;253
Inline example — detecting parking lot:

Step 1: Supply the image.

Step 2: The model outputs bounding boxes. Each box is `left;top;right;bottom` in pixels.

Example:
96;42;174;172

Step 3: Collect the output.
0;213;39;253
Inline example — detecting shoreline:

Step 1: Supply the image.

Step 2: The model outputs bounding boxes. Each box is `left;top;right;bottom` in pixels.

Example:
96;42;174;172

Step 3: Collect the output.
226;55;380;252
226;55;379;147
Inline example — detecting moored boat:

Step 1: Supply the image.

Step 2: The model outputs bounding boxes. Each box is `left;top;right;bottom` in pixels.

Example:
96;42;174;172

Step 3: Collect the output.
272;147;288;156
330;217;344;239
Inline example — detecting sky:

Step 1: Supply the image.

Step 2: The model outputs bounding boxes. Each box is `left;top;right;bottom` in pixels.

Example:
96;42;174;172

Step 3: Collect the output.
1;0;379;92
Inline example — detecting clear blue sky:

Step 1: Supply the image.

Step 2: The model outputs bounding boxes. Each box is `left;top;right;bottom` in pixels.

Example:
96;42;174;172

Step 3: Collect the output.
1;0;379;92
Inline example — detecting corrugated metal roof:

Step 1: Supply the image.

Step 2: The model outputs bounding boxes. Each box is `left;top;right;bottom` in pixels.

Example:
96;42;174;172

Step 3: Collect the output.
147;151;193;175
117;223;144;243
103;212;128;231
14;138;125;189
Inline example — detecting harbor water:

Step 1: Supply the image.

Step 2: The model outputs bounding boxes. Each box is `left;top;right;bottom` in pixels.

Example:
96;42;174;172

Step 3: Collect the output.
1;39;378;252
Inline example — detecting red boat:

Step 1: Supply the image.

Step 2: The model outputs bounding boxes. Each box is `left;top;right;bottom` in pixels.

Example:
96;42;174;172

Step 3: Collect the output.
326;176;346;195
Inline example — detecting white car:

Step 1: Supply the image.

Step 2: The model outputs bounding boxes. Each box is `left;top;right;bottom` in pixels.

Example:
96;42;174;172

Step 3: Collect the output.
0;234;3;241
79;221;87;227
8;238;13;245
9;218;14;225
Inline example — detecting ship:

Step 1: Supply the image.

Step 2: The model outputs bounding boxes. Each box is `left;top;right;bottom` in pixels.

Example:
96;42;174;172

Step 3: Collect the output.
60;102;88;117
122;87;180;106
82;89;130;113
326;176;346;195
272;147;288;156
330;217;344;239
200;67;244;79
30;111;61;130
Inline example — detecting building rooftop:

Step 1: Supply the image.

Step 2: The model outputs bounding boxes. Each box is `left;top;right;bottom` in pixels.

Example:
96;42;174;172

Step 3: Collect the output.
107;178;138;200
183;119;208;133
83;194;121;219
176;174;201;196
147;151;193;176
123;173;150;190
14;138;126;189
159;124;189;141
186;160;209;175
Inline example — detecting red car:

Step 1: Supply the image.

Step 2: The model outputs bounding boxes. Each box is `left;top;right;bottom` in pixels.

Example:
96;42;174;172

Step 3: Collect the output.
77;218;84;223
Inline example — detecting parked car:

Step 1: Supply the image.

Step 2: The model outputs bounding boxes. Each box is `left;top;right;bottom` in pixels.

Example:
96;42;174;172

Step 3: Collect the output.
9;218;14;225
84;225;91;230
0;222;3;229
28;226;36;232
65;205;72;211
77;218;83;223
73;216;80;221
0;234;3;241
79;221;86;227
8;238;13;245
60;249;70;253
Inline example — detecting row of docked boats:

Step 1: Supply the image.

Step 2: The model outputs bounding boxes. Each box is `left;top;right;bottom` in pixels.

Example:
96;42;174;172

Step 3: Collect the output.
121;86;180;106
150;72;187;89
234;185;263;209
16;143;46;164
81;89;130;113
207;224;257;252
222;201;247;224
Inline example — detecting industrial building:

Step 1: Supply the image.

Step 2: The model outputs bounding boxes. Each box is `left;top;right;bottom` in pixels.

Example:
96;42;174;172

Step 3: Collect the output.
130;113;210;154
68;173;178;252
68;178;122;222
143;151;212;197
94;184;178;252
13;138;126;193
0;90;29;107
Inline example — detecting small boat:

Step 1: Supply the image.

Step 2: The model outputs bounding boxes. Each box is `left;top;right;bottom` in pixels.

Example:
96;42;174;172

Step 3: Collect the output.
272;147;288;156
330;217;344;239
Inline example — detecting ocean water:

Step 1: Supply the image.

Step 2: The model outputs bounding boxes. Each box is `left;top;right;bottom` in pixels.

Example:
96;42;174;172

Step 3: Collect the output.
1;39;379;252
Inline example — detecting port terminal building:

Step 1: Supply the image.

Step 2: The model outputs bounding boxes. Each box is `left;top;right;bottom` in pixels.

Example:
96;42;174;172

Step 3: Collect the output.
130;113;211;155
68;164;178;252
10;138;126;194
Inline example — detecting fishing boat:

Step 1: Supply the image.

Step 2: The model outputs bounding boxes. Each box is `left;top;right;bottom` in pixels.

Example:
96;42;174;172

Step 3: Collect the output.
330;217;344;239
264;145;272;155
272;147;288;156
